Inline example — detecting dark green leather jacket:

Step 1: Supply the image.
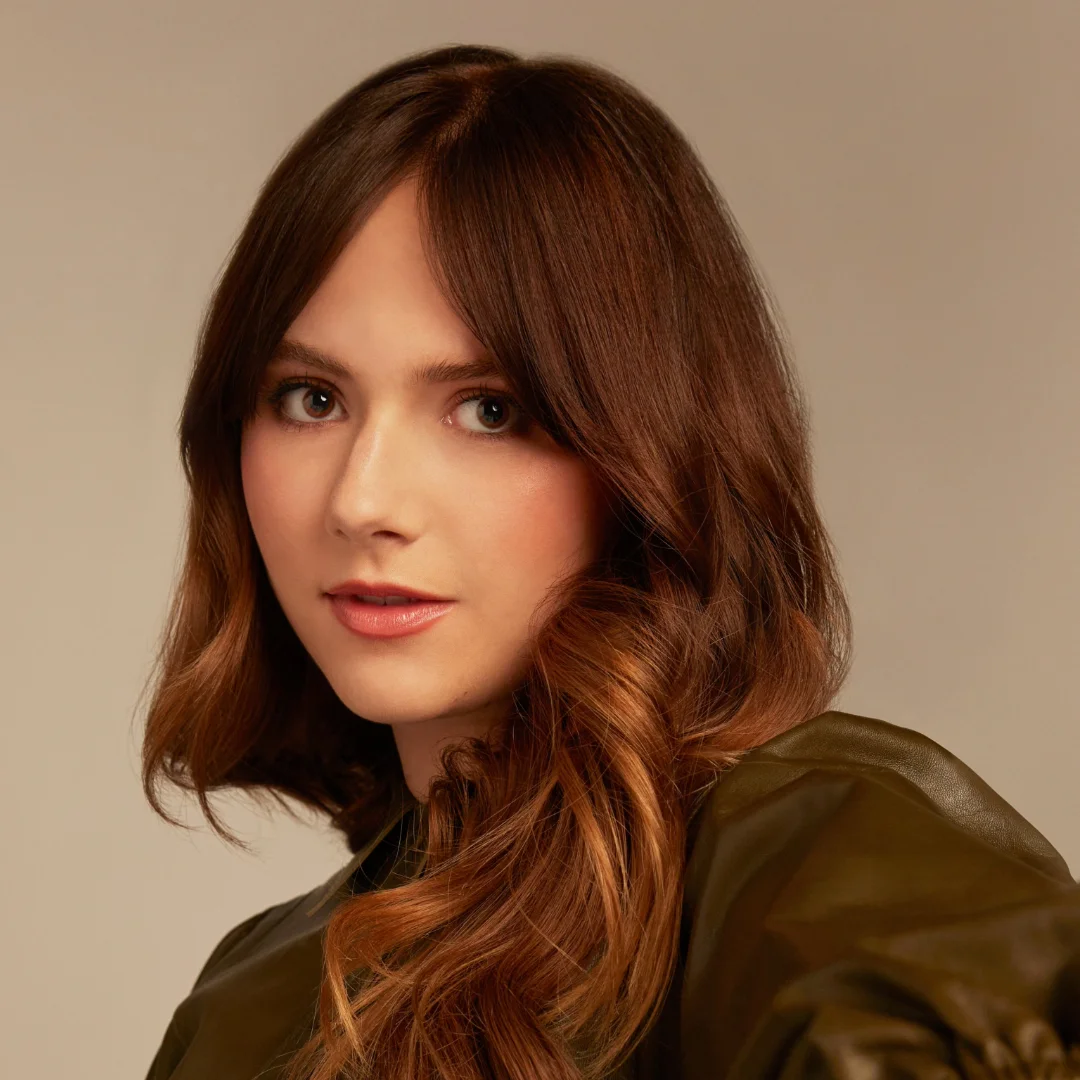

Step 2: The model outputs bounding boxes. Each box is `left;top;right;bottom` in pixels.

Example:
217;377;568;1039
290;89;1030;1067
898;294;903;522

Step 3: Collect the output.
144;710;1080;1079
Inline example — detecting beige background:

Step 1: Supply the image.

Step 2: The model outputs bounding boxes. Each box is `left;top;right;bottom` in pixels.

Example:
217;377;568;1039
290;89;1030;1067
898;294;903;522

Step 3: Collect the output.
2;1;1077;1076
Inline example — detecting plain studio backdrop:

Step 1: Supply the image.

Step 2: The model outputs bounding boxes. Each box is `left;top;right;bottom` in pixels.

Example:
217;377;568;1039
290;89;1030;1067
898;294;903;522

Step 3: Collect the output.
1;2;1077;1076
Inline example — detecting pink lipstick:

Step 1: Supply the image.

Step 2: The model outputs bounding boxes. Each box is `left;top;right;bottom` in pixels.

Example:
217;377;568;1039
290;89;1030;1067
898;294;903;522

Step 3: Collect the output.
324;579;455;639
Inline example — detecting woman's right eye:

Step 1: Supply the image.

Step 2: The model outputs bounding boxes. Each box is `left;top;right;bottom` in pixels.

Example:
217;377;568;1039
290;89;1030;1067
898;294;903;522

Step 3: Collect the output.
264;378;343;429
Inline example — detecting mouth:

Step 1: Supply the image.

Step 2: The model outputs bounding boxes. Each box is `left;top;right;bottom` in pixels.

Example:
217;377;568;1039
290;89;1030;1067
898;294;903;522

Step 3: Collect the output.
326;591;455;639
325;579;453;603
347;595;426;606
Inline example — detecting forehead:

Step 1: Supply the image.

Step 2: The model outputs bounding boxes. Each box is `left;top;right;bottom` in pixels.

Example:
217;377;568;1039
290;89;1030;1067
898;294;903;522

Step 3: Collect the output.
282;178;489;379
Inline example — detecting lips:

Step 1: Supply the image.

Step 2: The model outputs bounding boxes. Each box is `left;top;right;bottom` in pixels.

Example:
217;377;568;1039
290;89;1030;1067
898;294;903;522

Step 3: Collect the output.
325;579;451;602
327;592;455;638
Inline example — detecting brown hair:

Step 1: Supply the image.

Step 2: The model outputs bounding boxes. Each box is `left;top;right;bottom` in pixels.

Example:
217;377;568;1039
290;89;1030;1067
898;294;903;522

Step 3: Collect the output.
141;43;852;1080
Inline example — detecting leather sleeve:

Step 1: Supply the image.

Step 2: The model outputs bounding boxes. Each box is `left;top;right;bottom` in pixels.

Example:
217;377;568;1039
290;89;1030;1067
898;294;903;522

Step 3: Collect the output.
678;711;1080;1079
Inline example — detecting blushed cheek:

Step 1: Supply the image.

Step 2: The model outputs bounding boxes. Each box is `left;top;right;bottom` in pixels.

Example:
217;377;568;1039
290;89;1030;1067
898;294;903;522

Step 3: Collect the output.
240;431;309;562
485;462;605;601
239;435;274;541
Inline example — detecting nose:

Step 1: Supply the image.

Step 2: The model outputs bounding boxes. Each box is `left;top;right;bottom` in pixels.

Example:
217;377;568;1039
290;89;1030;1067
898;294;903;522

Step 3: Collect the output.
324;419;425;544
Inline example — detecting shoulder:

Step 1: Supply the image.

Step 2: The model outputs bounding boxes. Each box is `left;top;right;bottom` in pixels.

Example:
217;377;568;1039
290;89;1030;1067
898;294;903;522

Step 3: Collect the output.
687;707;1073;891
144;894;312;1080
179;799;417;993
677;709;1080;1079
189;894;305;989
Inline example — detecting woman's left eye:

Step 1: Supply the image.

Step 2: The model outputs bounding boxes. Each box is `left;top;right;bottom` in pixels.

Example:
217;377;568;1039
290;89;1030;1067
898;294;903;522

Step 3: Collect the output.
450;389;528;440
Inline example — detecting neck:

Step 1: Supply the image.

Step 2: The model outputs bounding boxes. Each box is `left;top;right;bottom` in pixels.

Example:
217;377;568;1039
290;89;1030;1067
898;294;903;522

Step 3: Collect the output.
391;698;509;801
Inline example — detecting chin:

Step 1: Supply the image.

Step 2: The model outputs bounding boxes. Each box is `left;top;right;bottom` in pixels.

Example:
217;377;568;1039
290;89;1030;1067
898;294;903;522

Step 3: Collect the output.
323;675;446;726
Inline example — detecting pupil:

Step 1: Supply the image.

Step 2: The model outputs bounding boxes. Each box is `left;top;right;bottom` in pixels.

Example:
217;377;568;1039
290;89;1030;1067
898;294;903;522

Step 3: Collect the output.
479;398;505;427
308;389;331;415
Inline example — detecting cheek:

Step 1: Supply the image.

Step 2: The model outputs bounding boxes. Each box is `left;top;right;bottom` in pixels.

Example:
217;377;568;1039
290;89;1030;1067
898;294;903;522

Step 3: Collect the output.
474;460;604;594
240;432;277;544
239;428;319;563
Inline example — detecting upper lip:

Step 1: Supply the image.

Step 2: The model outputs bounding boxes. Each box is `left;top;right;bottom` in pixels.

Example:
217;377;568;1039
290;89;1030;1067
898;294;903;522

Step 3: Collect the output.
325;579;453;601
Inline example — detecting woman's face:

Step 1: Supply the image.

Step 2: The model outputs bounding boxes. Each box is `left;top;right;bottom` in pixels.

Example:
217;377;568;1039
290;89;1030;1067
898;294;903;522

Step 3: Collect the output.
241;177;608;754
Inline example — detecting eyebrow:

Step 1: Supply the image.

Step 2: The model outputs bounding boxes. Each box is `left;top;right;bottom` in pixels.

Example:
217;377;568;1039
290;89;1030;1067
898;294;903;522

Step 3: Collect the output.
268;338;503;386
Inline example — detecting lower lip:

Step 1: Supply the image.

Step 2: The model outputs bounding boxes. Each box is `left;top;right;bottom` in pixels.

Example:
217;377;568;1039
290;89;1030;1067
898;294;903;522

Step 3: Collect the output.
326;594;455;638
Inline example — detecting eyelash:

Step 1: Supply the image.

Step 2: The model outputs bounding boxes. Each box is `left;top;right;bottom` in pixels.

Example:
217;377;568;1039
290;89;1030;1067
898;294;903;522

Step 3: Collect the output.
261;375;529;442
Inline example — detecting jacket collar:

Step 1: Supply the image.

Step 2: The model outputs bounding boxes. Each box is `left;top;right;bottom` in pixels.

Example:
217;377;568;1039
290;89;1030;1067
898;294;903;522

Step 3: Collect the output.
305;780;422;917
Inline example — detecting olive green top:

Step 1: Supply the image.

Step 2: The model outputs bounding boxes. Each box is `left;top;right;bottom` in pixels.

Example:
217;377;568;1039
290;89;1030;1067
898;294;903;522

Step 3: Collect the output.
144;710;1080;1079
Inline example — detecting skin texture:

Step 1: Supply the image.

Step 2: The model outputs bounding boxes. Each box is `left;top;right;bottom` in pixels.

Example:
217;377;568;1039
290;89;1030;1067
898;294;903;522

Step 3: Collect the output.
240;177;609;800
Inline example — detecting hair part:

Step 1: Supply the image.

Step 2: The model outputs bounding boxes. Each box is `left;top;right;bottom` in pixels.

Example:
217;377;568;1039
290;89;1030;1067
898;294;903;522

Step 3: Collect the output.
140;42;852;1080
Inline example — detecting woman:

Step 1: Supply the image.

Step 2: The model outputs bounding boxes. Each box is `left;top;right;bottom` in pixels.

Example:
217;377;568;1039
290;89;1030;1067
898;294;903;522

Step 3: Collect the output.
141;43;1080;1080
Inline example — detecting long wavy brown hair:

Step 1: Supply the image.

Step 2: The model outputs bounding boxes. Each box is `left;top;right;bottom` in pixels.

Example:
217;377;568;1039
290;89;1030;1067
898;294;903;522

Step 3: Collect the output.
140;43;853;1080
